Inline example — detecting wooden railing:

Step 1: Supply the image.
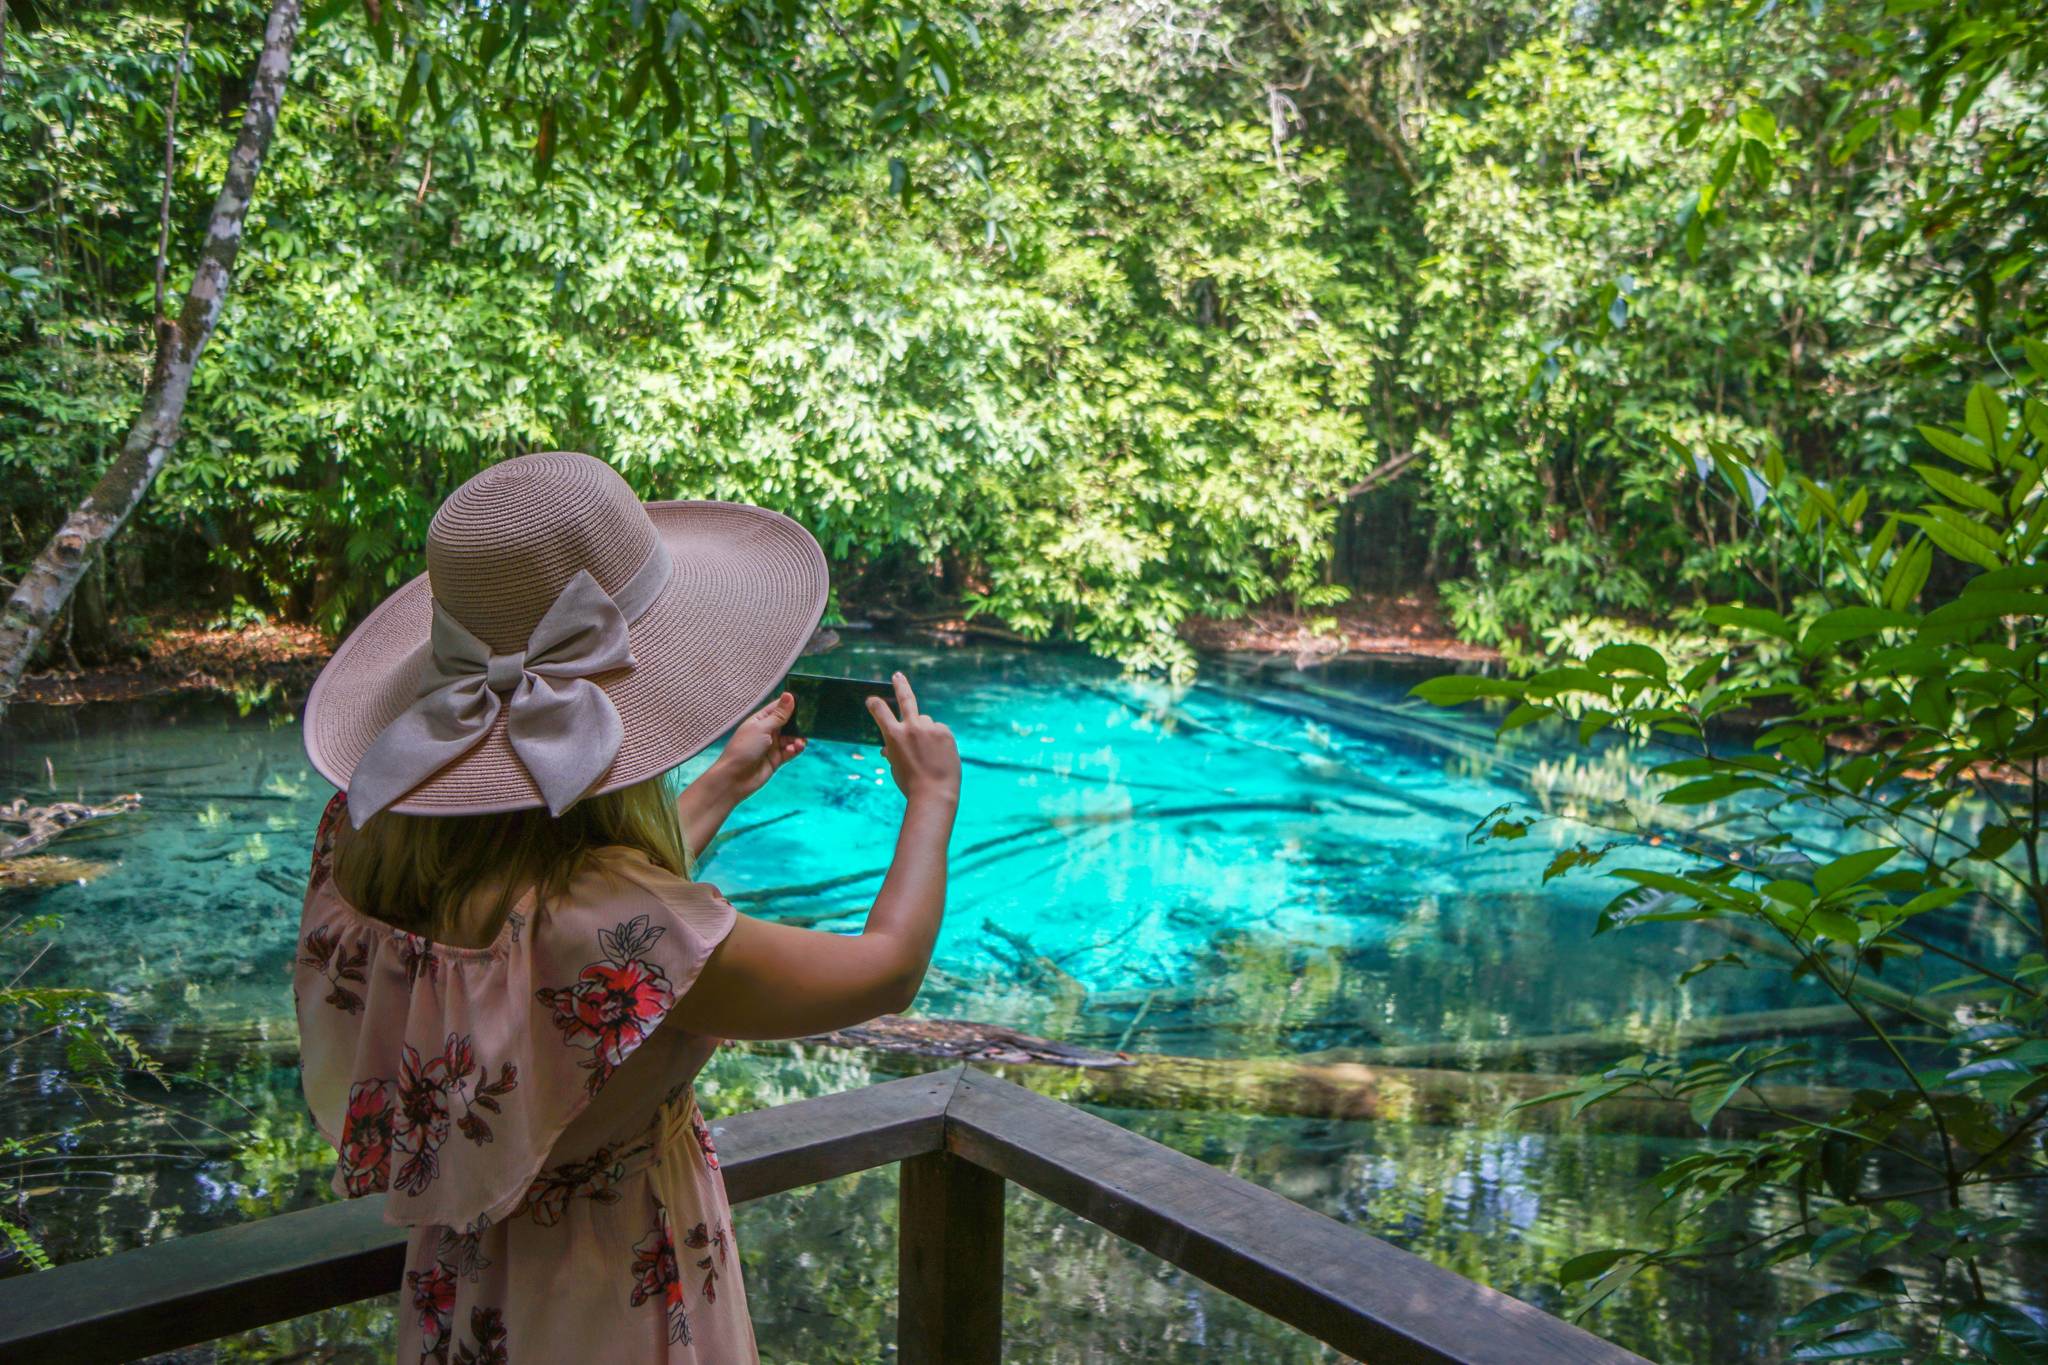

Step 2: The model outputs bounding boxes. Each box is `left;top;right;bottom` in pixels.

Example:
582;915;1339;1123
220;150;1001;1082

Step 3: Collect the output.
0;1066;1649;1364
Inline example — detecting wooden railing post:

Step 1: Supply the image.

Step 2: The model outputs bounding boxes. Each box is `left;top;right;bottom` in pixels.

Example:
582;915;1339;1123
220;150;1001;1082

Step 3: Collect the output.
897;1150;1004;1363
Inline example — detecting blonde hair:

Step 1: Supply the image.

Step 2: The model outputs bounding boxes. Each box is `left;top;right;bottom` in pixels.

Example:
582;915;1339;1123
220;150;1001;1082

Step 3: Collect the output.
334;776;690;941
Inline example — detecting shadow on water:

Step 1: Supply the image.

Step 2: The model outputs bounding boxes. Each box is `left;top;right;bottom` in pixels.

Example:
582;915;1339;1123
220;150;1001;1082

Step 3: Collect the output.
4;640;2042;1359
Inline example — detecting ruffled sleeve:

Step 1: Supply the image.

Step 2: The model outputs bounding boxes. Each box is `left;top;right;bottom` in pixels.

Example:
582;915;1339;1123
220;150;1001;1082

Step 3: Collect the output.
293;795;738;1233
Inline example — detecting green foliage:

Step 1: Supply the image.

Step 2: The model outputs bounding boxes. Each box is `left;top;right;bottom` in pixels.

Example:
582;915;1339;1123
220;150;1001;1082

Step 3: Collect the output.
1418;368;2048;1357
7;0;2047;670
0;911;162;1273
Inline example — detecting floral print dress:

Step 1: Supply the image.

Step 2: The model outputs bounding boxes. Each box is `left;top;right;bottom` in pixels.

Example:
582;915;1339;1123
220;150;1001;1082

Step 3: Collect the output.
294;794;756;1363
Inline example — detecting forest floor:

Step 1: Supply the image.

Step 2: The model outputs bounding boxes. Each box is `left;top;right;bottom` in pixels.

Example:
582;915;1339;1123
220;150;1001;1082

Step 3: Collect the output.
16;591;1491;706
1180;589;1497;664
16;616;330;706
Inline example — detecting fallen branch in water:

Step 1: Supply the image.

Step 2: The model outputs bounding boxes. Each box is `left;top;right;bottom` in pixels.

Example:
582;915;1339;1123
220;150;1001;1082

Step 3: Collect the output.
1302;1002;1871;1069
778;1014;1852;1137
809;1014;1129;1067
0;855;114;890
0;794;143;861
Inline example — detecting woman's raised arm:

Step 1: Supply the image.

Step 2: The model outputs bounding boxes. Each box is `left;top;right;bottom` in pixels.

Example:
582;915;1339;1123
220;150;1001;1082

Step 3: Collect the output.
669;674;960;1040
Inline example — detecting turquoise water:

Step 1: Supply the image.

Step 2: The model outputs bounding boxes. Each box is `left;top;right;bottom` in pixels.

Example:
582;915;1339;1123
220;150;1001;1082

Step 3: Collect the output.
2;640;1882;1057
2;637;2037;1360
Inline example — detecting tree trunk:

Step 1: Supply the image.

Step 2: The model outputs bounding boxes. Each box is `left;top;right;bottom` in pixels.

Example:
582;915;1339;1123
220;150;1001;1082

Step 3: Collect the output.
0;0;302;720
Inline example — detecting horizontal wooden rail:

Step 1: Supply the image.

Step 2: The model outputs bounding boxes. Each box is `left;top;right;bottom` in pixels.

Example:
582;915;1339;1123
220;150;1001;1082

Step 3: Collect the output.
947;1067;1635;1363
0;1066;1647;1365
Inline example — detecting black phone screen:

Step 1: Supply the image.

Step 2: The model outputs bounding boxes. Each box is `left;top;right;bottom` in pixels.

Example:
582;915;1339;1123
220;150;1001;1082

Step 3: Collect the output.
780;672;894;746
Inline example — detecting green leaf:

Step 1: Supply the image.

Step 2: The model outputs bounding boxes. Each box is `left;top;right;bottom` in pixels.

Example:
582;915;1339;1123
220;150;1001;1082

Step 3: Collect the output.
1409;676;1523;705
1678;652;1726;691
1507;1086;1584;1113
1802;907;1863;944
1557;1247;1646;1285
1966;564;2048;592
1901;513;2004;571
1944;1306;2048;1365
1924;592;2048;627
1778;1293;1885;1339
1893;885;1970;917
1918;424;1994;471
1689;1073;1750;1129
2024;337;2048;379
1803;607;1912;649
1664;775;1771;805
1678;952;1745;985
1965;383;2011;452
1586;642;1669;683
1880;538;1933;611
1743;137;1774;188
1815;847;1900;897
1914;464;2004;514
1788;1329;1911;1360
1971;826;2021;862
1544;845;1608;882
1703;605;1796;641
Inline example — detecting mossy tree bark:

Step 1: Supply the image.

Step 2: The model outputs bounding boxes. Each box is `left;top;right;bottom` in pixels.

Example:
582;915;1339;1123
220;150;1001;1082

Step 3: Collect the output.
0;0;302;719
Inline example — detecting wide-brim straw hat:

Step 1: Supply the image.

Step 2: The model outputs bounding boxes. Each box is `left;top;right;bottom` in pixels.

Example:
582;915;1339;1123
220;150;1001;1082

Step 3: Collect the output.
304;452;828;823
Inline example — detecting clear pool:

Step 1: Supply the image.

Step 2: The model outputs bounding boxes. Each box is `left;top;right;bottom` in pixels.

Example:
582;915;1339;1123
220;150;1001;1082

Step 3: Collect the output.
2;637;2038;1360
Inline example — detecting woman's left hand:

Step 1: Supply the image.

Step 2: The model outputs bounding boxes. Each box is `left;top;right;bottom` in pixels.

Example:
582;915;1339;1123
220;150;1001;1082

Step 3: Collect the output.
707;692;806;802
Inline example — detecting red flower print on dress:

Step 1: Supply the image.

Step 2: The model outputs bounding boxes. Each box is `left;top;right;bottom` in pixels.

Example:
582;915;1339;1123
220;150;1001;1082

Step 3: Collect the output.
690;1112;719;1169
452;1306;509;1365
682;1220;729;1304
630;1204;692;1344
408;1261;458;1364
387;1033;520;1195
536;915;675;1095
300;924;369;1015
393;1040;455;1194
337;1079;397;1196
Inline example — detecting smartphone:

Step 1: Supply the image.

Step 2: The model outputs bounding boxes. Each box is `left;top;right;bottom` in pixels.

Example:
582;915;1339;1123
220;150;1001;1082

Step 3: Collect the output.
780;672;895;746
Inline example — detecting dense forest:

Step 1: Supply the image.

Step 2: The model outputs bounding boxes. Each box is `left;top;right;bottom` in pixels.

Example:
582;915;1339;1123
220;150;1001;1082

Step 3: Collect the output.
5;0;2039;677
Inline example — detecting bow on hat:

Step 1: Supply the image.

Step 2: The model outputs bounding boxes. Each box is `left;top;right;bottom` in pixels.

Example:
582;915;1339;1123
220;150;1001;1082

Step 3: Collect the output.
346;554;667;826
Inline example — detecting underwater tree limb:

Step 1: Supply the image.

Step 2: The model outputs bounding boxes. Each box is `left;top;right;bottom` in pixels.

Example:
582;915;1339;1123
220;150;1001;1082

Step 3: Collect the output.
778;1015;1853;1137
0;795;143;861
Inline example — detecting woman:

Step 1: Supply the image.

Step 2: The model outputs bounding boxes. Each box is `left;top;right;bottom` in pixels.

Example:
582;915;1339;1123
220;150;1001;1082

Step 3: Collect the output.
293;451;958;1362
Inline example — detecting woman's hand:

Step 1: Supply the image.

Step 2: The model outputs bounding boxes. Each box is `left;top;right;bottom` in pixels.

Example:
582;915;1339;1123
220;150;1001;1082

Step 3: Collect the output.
707;692;806;802
677;672;960;1040
676;694;804;859
866;673;960;809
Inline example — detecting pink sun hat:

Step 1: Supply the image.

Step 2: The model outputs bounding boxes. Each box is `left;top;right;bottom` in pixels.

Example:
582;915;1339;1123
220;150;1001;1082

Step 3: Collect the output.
303;452;828;826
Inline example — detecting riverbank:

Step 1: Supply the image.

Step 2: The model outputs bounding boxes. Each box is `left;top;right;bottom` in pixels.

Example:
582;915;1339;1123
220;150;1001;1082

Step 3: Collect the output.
1179;589;1496;664
14;617;330;706
14;594;1492;707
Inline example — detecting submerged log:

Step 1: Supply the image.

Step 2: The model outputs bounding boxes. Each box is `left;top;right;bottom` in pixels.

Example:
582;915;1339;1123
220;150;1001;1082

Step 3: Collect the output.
1306;1002;1870;1070
813;1015;1129;1067
0;794;143;860
783;1015;1852;1138
0;854;114;891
